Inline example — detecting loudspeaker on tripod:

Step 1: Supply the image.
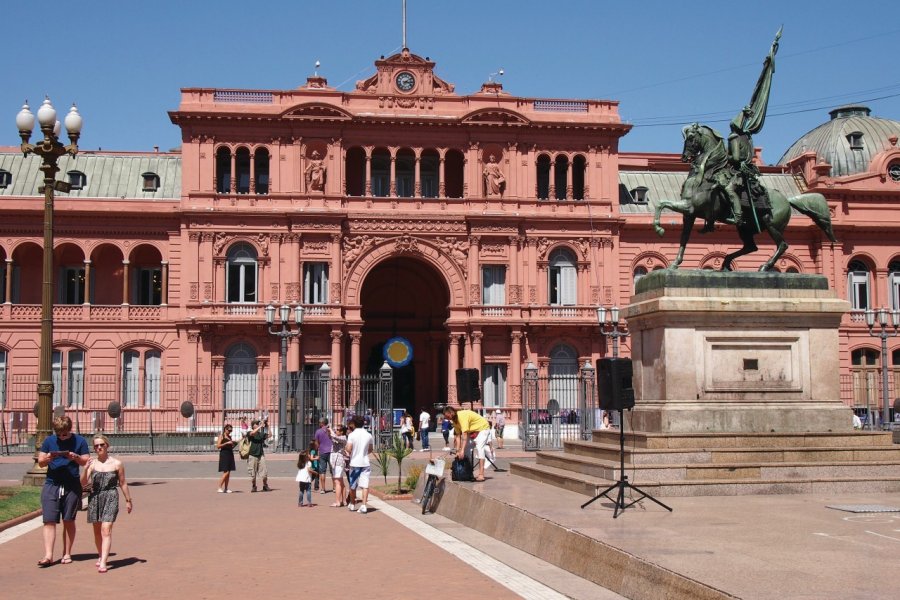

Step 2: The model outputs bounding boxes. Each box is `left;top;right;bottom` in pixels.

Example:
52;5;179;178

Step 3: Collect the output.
597;358;635;410
455;368;481;403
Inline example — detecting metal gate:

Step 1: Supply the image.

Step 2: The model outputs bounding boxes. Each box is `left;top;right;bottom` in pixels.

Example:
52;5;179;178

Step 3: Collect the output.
522;361;596;451
286;362;394;451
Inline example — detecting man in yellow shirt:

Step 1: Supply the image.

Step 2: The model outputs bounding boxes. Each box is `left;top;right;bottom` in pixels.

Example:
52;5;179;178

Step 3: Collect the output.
443;406;491;482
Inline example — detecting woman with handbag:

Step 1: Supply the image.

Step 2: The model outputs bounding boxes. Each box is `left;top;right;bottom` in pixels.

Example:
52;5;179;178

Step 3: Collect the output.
80;435;132;573
216;424;237;493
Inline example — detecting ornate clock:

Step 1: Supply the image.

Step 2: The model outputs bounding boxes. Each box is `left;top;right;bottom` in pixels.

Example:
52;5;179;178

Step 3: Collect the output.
395;71;416;93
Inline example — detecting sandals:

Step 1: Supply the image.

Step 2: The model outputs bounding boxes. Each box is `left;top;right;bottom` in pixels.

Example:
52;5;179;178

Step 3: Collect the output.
60;556;73;564
474;476;486;482
37;558;53;567
98;566;108;573
330;502;345;507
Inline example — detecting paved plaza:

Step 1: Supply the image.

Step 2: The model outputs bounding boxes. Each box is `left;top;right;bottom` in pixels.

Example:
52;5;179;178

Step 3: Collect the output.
0;450;615;600
3;449;900;599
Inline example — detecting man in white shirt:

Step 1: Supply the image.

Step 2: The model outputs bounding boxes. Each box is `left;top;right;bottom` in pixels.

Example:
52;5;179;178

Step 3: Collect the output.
345;415;374;514
418;408;431;452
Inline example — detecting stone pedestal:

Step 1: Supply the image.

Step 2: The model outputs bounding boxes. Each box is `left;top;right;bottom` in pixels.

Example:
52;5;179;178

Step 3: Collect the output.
624;270;852;433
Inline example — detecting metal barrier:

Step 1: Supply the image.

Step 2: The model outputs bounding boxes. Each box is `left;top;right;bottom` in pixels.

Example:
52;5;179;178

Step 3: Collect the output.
0;367;395;455
522;362;597;451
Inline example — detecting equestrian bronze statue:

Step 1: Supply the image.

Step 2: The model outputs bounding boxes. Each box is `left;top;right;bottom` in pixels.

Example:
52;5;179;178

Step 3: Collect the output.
651;28;836;271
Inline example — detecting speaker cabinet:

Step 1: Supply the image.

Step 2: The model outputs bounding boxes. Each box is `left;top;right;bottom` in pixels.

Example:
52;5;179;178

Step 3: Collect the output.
597;358;635;410
455;368;481;403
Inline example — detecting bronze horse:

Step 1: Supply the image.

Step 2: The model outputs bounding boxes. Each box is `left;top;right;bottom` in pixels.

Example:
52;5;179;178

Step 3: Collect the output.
652;123;835;271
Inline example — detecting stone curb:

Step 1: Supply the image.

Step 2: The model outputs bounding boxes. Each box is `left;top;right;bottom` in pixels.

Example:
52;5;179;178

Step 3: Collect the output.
0;509;41;533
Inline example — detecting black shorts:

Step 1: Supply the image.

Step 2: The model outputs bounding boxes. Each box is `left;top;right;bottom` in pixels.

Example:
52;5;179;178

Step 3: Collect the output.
41;482;81;523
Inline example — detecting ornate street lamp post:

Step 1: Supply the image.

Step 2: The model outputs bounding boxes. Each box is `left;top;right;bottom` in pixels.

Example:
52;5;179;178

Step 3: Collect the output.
596;306;629;358
17;98;82;484
266;303;304;450
864;308;899;429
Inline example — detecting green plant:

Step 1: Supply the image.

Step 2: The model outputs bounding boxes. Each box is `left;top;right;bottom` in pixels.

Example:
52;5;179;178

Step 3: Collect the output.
372;446;392;486
0;486;42;523
405;463;423;492
388;433;413;492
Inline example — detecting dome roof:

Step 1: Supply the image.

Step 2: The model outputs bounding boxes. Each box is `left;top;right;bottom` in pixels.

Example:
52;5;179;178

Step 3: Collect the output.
777;105;900;178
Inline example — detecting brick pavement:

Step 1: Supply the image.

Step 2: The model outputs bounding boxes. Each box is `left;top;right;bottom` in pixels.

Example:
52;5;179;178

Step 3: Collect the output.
0;475;527;598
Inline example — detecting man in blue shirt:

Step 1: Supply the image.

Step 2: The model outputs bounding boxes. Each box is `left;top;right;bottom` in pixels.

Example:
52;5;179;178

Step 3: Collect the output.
37;415;90;566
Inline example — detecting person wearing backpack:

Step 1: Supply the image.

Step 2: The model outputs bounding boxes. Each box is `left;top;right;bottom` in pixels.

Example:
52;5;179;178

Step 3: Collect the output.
443;406;491;482
246;418;271;492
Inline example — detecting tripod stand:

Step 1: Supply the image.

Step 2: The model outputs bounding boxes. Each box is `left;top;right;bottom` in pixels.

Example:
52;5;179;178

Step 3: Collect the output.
581;409;672;518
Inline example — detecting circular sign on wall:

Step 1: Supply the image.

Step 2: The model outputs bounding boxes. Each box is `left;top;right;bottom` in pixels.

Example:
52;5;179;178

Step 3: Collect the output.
383;336;413;368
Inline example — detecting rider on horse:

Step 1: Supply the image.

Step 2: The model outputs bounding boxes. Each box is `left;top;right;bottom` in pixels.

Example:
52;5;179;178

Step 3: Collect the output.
721;107;771;229
702;27;781;233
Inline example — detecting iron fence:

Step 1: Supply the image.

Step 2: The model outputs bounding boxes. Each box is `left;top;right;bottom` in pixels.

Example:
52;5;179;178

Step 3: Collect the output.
521;363;598;451
0;368;395;455
839;372;897;429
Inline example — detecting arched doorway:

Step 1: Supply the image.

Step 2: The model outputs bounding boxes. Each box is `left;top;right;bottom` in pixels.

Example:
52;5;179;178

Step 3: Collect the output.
359;256;450;414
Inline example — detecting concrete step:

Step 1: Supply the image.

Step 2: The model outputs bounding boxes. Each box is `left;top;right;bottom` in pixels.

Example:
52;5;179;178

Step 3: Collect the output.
511;461;900;497
537;449;900;482
590;429;894;449
564;438;900;465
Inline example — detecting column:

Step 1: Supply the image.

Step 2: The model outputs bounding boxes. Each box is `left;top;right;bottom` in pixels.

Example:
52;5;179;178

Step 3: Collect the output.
4;258;12;303
287;334;300;372
330;330;343;377
448;334;461;403
510;331;523;406
471;331;483;374
509;236;520;304
160;261;169;306
389;148;397;197
83;260;91;305
468;236;480;301
365;148;372;197
229;151;236;194
249;151;256;193
213;258;225;303
414;152;421;197
438;151;446;198
549;160;556;199
349;332;361;377
121;260;130;305
566;157;573;200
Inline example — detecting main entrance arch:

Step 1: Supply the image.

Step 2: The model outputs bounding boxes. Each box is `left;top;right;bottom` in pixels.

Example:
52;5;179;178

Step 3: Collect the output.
359;256;450;414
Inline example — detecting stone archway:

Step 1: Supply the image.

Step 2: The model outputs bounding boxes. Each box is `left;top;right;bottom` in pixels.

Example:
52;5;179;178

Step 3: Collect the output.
359;255;451;414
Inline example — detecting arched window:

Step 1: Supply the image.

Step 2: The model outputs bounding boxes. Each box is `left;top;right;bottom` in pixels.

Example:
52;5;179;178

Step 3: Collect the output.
548;344;578;417
254;148;270;194
52;349;84;408
371;149;390;197
235;147;251;194
633;266;648;292
851;348;880;418
122;349;162;407
536;154;551;200
396;149;415;197
216;147;231;193
226;243;258;303
444;149;464;198
572;155;586;200
420;150;439;198
225;343;257;409
889;260;900;311
548;248;577;306
847;260;870;310
67;170;86;190
345;147;366;196
554;155;569;200
141;172;160;192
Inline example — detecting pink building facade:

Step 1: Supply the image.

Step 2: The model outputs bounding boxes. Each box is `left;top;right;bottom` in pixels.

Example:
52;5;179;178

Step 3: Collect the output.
1;50;899;441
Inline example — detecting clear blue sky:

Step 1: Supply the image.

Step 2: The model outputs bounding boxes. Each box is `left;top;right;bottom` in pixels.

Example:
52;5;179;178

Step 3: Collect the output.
6;0;898;163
